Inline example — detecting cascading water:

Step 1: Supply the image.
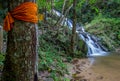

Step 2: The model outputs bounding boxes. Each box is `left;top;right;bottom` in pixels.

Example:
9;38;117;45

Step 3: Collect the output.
79;31;107;56
52;10;107;56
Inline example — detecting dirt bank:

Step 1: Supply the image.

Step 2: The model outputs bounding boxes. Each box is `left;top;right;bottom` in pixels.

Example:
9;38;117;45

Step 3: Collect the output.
65;58;105;81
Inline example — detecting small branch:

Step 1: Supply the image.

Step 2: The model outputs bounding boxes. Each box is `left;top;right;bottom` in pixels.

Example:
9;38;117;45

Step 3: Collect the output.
62;0;67;15
55;4;73;27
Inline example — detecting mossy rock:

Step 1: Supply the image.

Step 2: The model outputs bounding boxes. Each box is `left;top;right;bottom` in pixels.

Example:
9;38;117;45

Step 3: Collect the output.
75;36;88;57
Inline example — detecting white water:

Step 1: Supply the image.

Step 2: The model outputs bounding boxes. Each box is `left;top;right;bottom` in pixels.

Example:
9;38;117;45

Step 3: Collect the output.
79;33;107;56
52;10;107;56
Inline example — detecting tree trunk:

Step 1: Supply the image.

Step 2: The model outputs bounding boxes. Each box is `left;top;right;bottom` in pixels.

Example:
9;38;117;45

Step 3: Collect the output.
70;0;76;56
1;0;38;81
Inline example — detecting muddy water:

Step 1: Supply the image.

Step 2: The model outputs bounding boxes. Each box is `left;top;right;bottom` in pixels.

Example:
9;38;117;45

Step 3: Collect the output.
90;52;120;81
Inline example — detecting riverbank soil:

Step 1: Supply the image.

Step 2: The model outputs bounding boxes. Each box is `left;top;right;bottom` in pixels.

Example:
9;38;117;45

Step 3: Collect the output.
65;58;102;81
66;58;120;81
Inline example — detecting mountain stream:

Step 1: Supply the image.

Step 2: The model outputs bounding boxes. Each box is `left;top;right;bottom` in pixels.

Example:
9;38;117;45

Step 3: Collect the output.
52;10;120;81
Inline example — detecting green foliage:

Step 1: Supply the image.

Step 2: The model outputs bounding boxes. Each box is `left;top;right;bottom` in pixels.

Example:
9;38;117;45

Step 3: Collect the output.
85;15;120;50
89;0;97;4
37;0;51;13
69;0;120;24
38;34;69;80
77;0;86;8
38;49;67;75
53;0;120;24
38;17;87;80
54;0;72;11
50;71;70;81
37;0;46;9
95;0;120;18
54;0;63;10
68;0;100;24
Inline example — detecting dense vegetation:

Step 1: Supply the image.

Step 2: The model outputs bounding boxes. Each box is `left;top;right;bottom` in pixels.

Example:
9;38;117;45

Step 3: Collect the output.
82;0;120;51
46;0;120;51
0;0;120;80
37;19;87;80
37;0;120;80
53;0;120;51
85;16;120;51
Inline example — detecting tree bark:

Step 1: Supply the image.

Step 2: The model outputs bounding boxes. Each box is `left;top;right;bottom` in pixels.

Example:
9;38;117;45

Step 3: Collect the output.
1;0;38;81
70;0;76;56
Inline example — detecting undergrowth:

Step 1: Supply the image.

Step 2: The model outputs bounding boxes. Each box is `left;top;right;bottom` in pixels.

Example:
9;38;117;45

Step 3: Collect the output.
85;15;120;51
38;34;70;81
38;21;87;80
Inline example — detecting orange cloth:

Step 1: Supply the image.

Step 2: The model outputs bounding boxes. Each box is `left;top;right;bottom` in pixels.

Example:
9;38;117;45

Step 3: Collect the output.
4;2;38;31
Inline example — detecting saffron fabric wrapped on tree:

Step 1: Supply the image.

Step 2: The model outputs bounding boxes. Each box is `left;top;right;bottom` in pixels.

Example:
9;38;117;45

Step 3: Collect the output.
3;2;38;31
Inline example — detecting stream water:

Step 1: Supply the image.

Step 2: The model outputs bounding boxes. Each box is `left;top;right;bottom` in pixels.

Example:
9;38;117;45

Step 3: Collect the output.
52;10;120;81
52;9;107;56
89;52;120;81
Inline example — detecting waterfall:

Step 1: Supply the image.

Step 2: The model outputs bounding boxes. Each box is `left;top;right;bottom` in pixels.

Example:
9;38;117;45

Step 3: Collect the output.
79;31;107;56
52;10;108;56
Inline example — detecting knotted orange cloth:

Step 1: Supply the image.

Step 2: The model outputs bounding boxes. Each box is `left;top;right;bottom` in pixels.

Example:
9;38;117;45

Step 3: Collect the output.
4;2;38;31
